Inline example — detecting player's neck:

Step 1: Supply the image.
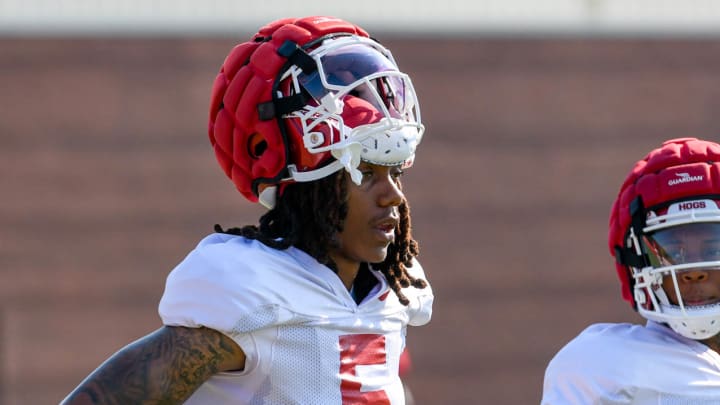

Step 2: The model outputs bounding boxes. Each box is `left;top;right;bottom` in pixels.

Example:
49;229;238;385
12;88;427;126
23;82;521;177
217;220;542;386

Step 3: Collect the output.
332;260;359;291
701;335;720;354
328;252;360;291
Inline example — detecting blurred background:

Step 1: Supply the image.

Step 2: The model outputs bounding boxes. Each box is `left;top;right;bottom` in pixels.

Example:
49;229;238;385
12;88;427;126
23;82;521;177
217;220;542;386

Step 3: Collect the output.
3;1;720;404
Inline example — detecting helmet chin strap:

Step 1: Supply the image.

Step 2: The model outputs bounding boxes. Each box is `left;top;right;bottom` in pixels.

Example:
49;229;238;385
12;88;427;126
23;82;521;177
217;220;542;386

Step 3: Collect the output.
259;143;364;210
331;143;363;185
258;186;278;210
287;142;363;185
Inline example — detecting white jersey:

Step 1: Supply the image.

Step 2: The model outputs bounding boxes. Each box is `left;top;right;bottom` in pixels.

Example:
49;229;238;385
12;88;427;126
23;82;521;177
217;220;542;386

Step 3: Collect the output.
542;321;720;404
159;233;433;405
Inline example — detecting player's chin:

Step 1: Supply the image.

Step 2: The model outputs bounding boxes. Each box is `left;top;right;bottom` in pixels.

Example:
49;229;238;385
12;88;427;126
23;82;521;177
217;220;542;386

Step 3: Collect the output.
366;245;391;264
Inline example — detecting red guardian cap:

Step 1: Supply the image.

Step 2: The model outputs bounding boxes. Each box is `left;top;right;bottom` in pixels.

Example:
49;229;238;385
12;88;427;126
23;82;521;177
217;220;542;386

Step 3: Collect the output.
609;137;720;307
609;137;720;339
208;16;424;208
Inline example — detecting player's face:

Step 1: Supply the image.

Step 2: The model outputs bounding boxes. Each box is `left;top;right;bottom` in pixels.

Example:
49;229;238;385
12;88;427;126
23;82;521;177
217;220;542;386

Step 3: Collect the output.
330;162;404;273
653;223;720;306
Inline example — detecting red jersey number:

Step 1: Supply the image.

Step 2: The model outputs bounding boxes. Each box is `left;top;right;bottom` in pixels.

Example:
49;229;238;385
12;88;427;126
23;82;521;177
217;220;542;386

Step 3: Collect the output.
339;334;390;404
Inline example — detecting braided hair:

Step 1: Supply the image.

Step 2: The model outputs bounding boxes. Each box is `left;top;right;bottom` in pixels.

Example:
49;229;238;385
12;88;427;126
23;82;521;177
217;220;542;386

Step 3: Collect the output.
215;170;427;305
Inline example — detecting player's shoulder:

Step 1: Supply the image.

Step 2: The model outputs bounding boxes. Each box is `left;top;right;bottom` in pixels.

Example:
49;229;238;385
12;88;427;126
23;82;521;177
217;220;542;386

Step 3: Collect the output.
400;257;431;289
405;257;425;275
559;322;669;352
577;322;653;341
160;234;324;328
389;257;433;326
165;233;300;290
194;232;267;256
542;323;644;403
544;322;720;402
547;322;684;374
368;257;432;301
547;323;642;370
190;233;292;268
575;321;686;347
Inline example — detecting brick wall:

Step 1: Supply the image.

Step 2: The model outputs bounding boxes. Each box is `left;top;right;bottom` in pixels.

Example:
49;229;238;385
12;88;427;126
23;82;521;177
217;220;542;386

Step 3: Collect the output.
2;36;720;405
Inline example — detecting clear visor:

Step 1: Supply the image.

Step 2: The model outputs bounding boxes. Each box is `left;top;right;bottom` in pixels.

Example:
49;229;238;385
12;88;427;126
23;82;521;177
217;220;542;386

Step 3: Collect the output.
298;43;412;119
642;223;720;268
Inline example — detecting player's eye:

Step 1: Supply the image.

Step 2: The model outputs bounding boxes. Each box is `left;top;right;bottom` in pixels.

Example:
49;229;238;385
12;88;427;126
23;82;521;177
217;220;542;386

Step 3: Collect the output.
390;168;404;181
702;244;720;261
664;245;685;263
358;170;374;185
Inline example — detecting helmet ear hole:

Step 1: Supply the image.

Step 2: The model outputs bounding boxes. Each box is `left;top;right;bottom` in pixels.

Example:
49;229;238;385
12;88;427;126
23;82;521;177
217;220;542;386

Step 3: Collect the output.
248;133;268;159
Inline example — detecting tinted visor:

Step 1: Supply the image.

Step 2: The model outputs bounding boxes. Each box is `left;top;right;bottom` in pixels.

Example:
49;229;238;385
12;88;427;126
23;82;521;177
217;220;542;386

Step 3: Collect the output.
642;223;720;267
298;43;410;118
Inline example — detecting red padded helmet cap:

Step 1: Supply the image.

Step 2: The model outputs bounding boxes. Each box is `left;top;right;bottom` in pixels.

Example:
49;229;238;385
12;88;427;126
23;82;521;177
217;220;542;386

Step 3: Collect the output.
207;16;369;203
608;137;720;307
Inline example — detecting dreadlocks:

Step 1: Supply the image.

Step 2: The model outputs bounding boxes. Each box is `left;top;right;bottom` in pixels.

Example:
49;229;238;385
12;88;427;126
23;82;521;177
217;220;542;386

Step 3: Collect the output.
215;169;427;306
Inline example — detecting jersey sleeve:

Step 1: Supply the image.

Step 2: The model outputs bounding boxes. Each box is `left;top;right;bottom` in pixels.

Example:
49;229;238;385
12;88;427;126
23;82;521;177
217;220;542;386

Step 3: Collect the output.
404;258;434;326
158;234;295;336
541;324;637;404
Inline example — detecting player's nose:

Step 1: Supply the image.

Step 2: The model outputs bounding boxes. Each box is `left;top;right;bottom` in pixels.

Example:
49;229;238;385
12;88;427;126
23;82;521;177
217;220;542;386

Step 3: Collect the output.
679;269;709;283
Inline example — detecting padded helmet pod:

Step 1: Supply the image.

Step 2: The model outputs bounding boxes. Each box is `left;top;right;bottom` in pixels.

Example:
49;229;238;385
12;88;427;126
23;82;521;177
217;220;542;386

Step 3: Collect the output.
208;16;423;208
609;137;720;339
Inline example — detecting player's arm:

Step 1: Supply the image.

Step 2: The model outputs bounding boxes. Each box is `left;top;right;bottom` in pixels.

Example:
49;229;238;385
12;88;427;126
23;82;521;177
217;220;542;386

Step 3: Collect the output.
60;325;245;405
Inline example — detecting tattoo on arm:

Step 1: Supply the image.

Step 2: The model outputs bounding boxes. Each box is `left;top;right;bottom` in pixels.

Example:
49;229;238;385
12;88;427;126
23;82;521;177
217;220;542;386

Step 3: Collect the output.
60;326;243;405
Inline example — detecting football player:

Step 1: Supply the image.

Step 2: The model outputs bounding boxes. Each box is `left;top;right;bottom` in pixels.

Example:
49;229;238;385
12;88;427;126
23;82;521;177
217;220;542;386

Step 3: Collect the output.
542;137;720;403
61;16;433;405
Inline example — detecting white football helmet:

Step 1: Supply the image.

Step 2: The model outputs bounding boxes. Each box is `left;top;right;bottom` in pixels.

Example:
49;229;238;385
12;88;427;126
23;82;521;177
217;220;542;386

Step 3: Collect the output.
631;202;720;339
280;34;423;185
609;137;720;340
208;16;423;209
